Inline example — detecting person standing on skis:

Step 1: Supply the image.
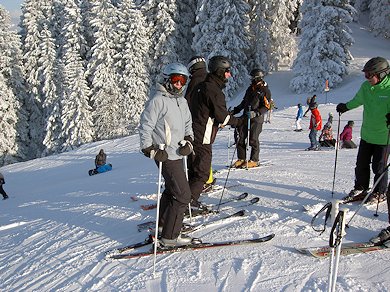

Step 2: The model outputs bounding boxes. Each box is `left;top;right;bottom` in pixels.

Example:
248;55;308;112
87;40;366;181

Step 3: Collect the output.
188;55;243;208
231;69;271;168
336;56;390;208
139;63;194;247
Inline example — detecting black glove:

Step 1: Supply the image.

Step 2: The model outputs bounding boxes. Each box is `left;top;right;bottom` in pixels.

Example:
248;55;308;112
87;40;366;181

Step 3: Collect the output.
336;103;348;114
142;145;168;162
178;136;194;156
386;113;390;127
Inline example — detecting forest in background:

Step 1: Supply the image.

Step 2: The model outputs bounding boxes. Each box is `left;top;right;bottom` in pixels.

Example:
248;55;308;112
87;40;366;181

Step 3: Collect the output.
0;0;389;166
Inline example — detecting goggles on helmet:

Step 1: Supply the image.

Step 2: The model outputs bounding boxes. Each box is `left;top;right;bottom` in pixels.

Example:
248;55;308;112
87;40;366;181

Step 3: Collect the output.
364;72;376;79
170;74;187;85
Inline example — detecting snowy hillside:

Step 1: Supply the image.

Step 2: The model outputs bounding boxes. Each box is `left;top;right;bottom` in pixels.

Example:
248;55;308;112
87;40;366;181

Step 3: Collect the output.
1;21;390;291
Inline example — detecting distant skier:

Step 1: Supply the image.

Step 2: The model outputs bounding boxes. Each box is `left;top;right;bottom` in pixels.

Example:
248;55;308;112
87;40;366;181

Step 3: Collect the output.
0;172;9;200
306;102;322;151
336;56;390;212
91;149;112;174
265;98;277;123
294;103;303;132
339;121;357;149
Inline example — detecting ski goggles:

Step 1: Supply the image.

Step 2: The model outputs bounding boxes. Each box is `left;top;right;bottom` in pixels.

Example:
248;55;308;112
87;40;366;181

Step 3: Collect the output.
364;72;375;79
170;74;187;85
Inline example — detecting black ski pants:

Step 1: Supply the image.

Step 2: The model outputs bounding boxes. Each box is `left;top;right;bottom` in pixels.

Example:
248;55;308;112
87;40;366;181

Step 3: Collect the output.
157;159;191;239
237;116;263;161
0;184;7;199
188;142;212;203
354;139;389;194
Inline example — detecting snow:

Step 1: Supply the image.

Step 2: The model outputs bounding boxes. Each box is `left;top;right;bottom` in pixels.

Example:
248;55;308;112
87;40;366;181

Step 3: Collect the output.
1;21;390;291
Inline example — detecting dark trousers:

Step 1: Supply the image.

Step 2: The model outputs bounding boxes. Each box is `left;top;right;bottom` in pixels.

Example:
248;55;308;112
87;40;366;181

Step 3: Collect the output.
0;184;7;198
341;140;357;149
354;139;389;194
188;142;212;202
237;116;263;161
157;159;191;239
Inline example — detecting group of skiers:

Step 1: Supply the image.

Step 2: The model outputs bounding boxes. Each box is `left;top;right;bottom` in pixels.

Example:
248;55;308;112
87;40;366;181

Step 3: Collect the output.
138;55;272;246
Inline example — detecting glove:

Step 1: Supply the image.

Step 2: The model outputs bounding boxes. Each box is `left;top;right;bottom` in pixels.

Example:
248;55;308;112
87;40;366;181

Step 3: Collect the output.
178;136;194;156
142;145;168;162
336;103;348;114
228;107;236;115
247;111;259;119
386;113;390;127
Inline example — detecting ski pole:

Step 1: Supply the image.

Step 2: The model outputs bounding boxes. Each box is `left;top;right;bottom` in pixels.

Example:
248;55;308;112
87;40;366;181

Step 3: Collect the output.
374;128;390;217
331;113;342;197
346;161;390;228
227;126;231;167
216;141;238;212
183;156;193;223
327;208;347;292
246;106;251;169
153;144;165;278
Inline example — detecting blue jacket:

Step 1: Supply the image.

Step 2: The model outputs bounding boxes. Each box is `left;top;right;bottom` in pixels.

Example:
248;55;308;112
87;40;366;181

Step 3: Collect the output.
296;106;303;120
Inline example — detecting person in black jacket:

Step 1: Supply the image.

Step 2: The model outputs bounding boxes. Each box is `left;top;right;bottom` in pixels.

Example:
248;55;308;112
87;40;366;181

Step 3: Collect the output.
188;55;243;207
231;69;271;168
0;172;9;200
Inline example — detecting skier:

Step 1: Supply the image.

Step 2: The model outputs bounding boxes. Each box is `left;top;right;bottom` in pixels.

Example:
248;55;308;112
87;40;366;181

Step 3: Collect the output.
185;56;215;192
307;102;322;150
294;103;303;132
265;98;277;123
188;55;243;207
139;62;194;247
231;68;271;168
339;121;357;149
336;56;390;206
0;172;9;200
303;94;317;117
319;113;336;147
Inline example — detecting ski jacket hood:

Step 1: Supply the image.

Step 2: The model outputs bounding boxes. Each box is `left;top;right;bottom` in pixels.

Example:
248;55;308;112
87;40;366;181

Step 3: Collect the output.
139;83;193;160
346;75;390;145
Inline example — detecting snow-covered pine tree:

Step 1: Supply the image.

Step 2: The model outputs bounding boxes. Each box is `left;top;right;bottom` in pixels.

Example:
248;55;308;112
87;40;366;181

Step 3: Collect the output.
87;0;122;140
57;0;94;152
192;0;251;99
20;0;56;158
290;0;355;94
0;6;23;165
266;0;298;71
247;0;271;74
39;23;62;156
368;0;390;39
116;1;151;133
174;0;197;64
141;0;180;84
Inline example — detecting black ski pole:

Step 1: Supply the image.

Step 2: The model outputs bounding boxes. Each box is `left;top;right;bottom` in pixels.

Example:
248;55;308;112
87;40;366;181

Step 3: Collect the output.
331;113;342;198
374;128;390;217
216;140;238;212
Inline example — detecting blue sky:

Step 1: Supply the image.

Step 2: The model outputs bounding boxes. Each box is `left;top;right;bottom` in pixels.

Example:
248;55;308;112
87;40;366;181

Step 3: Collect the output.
0;0;22;14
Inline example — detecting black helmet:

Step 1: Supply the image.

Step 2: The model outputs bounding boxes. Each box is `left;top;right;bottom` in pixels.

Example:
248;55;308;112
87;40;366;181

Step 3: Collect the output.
362;57;390;78
208;55;231;72
188;56;206;74
250;69;264;81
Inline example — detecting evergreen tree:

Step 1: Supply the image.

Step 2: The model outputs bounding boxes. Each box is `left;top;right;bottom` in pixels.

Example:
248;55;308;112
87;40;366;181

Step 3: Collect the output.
369;0;390;39
175;0;197;63
57;0;94;151
192;0;251;99
0;6;22;165
87;0;122;140
290;0;355;94
247;0;271;74
141;0;180;83
116;1;151;133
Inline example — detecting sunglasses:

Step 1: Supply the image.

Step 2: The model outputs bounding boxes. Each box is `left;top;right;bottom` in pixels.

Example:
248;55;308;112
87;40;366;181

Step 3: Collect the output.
364;72;375;79
170;74;187;85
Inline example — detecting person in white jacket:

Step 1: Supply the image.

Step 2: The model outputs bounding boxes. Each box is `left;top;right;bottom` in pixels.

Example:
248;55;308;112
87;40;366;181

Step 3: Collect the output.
139;63;194;247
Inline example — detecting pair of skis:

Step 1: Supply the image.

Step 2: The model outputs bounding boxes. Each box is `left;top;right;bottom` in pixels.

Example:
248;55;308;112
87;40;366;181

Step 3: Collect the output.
107;234;275;260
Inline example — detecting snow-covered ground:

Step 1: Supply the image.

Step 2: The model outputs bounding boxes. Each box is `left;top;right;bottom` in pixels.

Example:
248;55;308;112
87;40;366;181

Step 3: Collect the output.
1;21;390;291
